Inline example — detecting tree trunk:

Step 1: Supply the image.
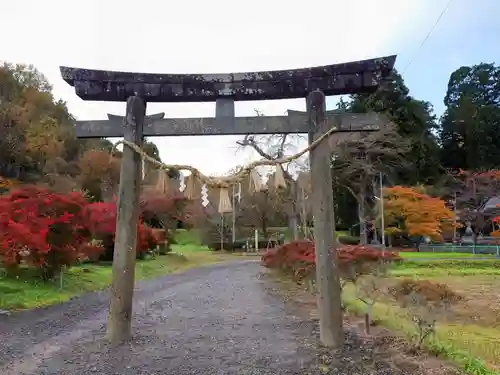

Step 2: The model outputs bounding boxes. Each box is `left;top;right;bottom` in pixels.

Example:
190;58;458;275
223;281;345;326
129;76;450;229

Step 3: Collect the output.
299;186;309;239
261;216;268;238
287;214;298;241
358;189;368;245
287;181;300;241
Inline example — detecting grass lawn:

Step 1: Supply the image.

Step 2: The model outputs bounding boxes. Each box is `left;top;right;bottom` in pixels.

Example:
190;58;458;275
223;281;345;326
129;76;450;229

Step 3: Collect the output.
399;252;497;259
0;244;235;311
172;229;203;246
342;260;500;374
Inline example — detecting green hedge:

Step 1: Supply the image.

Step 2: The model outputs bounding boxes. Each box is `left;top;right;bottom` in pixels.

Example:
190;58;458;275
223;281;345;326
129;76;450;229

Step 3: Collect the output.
337;235;360;245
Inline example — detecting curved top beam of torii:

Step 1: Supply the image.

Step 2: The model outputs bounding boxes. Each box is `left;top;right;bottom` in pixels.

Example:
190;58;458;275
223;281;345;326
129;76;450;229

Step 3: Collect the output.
60;55;396;103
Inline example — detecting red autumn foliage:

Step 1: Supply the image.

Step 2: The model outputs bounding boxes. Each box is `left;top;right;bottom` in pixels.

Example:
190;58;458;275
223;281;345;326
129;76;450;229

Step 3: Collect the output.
261;240;401;281
140;190;202;230
150;228;167;245
85;201;159;260
0;185;199;278
0;186;100;278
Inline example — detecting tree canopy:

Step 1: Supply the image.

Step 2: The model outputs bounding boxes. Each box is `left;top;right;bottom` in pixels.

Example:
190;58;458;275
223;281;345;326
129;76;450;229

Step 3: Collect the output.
329;62;500;237
440;63;500;170
0;63;162;199
2;59;500;240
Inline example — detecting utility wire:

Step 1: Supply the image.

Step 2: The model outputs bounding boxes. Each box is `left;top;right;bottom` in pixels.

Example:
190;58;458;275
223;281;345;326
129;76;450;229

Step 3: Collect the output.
402;0;454;74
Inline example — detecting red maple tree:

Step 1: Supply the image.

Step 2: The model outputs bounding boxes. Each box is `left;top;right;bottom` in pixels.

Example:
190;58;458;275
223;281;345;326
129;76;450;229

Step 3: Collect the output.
261;240;400;282
0;186;100;278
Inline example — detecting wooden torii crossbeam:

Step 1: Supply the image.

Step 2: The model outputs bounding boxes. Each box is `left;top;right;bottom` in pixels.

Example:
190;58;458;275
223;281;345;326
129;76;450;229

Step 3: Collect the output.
75;109;385;138
60;56;395;102
60;55;396;347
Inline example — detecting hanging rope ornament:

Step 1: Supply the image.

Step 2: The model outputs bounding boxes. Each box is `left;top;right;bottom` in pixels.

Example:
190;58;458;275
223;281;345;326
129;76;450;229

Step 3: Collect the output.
274;165;287;189
141;156;146;180
184;172;202;199
217;186;232;213
249;169;263;193
111;119;340;192
207;185;218;209
155;169;170;193
201;184;210;207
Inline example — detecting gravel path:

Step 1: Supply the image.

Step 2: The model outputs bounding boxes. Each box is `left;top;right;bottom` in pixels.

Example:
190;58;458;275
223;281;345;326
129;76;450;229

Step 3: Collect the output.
0;261;444;374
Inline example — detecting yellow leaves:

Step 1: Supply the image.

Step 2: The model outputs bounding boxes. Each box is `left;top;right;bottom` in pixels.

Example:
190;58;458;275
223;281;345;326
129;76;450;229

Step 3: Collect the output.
1;63;71;171
0;177;15;189
383;186;456;239
79;150;121;186
24;116;65;163
385;226;402;235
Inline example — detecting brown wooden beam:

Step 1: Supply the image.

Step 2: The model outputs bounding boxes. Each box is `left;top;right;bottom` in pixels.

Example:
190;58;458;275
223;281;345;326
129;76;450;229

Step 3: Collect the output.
107;112;165;121
74;112;384;138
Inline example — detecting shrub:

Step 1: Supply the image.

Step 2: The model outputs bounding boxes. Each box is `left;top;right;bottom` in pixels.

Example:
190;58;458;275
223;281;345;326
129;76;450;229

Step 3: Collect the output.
85;202;158;261
198;216;232;249
338;235;360;245
150;228;173;255
140;191;202;230
390;279;462;349
391;279;462;304
262;240;401;334
261;240;401;283
0;186;100;279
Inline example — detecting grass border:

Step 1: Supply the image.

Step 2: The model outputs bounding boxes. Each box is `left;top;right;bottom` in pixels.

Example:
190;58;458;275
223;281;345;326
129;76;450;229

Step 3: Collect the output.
0;245;234;311
342;286;498;375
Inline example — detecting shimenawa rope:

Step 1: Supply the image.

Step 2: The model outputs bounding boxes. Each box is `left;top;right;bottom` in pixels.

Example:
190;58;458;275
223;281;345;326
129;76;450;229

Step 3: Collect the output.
110;120;335;189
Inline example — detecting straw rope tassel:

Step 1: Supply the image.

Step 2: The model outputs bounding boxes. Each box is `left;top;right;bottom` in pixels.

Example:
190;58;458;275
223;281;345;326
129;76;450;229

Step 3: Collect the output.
163;170;171;193
155;169;164;191
156;169;170;193
274;165;287;189
141;156;146;180
218;187;232;213
249;169;263;193
184;173;195;199
184;172;201;199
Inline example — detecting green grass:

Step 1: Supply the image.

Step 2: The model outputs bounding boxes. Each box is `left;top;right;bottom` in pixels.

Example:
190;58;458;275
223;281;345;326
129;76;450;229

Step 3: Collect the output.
269;258;500;374
391;259;500;277
172;229;203;246
391;267;500;277
400;252;497;259
0;244;234;311
341;260;500;374
342;288;498;375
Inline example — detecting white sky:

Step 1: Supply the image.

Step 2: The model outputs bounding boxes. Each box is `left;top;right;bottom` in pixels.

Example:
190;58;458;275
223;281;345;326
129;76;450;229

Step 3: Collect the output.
2;0;425;176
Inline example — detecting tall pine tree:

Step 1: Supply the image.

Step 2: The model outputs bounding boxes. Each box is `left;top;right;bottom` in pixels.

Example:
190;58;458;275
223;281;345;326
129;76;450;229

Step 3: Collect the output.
440;63;500;171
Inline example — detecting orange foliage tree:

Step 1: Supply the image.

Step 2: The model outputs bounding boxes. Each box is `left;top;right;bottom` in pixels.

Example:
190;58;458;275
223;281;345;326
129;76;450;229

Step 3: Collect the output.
490;214;500;238
78;150;121;201
383;186;456;249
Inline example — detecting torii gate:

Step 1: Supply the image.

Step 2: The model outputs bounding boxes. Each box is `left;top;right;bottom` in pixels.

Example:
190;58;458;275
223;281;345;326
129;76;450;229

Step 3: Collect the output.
60;55;396;347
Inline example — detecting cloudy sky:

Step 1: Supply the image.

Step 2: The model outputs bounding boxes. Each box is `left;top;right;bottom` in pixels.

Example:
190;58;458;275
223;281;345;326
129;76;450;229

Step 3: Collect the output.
2;0;499;176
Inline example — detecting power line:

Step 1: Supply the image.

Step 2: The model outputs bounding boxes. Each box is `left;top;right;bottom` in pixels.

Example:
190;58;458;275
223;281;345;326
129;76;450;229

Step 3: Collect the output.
402;0;454;74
